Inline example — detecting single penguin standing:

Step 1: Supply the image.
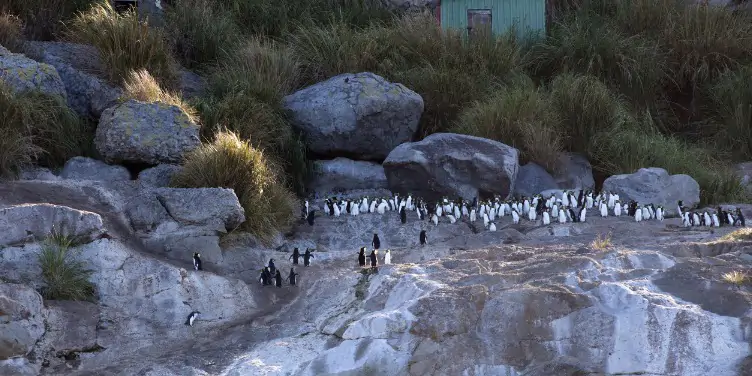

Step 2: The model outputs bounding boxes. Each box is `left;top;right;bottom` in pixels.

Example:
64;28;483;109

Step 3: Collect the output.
306;210;316;226
358;247;367;267
185;311;201;326
384;249;392;265
419;230;427;245
369;249;379;270
274;270;282;287
303;248;314;267
268;259;276;276
193;252;202;271
287;267;298;286
289;247;300;265
400;206;407;224
372;233;381;250
262;267;272;285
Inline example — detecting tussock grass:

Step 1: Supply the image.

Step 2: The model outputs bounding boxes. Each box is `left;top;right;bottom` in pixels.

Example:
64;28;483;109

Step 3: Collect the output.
590;232;613;250
721;270;748;286
0;0;96;40
719;228;752;243
38;233;96;301
706;65;752;160
121;69;198;123
0;83;90;178
0;13;24;52
66;1;178;87
170;131;297;242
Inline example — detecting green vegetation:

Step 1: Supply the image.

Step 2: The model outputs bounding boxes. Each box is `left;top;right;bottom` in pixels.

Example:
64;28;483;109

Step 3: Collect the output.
590;232;613;250
170;131;297;242
719;228;752;242
121;68;198;123
0;0;96;40
0;13;24;52
0;82;90;178
38;232;96;301
721;270;748;286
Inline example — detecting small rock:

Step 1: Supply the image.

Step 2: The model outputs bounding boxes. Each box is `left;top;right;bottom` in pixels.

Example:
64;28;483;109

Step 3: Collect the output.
602;167;700;215
514;162;558;197
554;153;595;190
383;133;519;202
95;100;201;165
137;164;182;188
0;47;67;99
283;72;424;160
310;158;388;194
59;157;131;182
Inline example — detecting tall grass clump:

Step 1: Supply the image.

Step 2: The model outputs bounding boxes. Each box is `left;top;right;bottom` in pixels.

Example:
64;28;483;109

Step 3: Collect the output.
66;1;177;87
0;13;24;52
706;65;752;160
38;233;96;301
1;0;97;40
165;0;242;70
452;79;563;170
170;131;297;241
0;83;90;177
122;69;198;123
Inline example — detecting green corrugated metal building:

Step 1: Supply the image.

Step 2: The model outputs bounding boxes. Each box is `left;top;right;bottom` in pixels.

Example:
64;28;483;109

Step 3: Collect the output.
436;0;546;37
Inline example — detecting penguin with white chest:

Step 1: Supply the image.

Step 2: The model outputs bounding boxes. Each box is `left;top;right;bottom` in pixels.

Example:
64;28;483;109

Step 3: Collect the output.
185;311;201;327
193;252;202;271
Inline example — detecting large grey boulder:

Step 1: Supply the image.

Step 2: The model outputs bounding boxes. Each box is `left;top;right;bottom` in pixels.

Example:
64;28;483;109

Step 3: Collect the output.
602;167;700;214
0;204;105;247
383;133;519;202
95;100;201;165
554;153;595;190
283;72;424;160
38;301;99;355
60;156;131;182
0;283;45;360
137;164;182;188
310;158;388;194
23;41;121;119
153;188;246;233
514;162;558;197
0;47;67;99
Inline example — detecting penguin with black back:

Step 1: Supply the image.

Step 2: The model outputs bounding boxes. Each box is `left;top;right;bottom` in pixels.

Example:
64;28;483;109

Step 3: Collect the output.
274;270;282;287
185;311;201;326
372;233;381;250
268;259;276;276
628;201;638;217
327;200;335;216
472;196;478;209
358;247;367;267
568;207;578;223
307;210;316;226
577;190;585;208
736;208;746;226
369;249;379;270
400;206;407;224
536;197;546;215
303;248;314;267
290;247;300;264
419;230;427;245
193;252;202;271
287;267;298;286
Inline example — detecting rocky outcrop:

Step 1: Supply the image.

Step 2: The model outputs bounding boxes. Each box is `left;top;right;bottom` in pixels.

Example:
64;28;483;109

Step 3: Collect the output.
554;152;595;189
23;41;121;119
137;164;182;188
0;47;67;99
95;100;201;165
59;157;131;182
284;72;424;160
152;188;245;233
0;283;45;360
0;204;105;247
19;167;59;181
514;162;558;197
310;158;388;194
602;168;700;214
383;133;519;202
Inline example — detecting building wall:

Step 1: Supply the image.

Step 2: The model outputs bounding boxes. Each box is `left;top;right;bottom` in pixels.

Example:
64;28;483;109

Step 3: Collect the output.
440;0;545;36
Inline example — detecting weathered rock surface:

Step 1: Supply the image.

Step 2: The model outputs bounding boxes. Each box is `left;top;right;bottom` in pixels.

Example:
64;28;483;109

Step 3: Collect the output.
383;133;519;202
284;72;423;160
554;152;595;189
23;42;121;119
0;204;105;247
152;188;245;233
602;167;700;214
514;162;558;197
0;283;45;360
95;100;201;165
137;164;182;188
19;168;59;181
59;157;131;182
310;158;388;194
0;47;67;99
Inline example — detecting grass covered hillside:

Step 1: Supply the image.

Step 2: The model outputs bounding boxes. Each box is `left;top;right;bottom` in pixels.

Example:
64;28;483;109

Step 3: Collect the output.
1;0;751;238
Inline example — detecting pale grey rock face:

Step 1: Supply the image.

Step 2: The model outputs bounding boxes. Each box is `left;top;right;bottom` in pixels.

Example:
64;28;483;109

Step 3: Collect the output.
152;188;246;233
554;152;595;190
18;167;59;181
95;100;201;165
23;41;121;119
284;72;424;160
0;47;67;99
514;162;558;197
59;156;131;182
38;301;99;355
0;203;105;247
602;167;700;215
137;164;182;188
0;283;45;360
383;133;519;202
310;158;388;194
